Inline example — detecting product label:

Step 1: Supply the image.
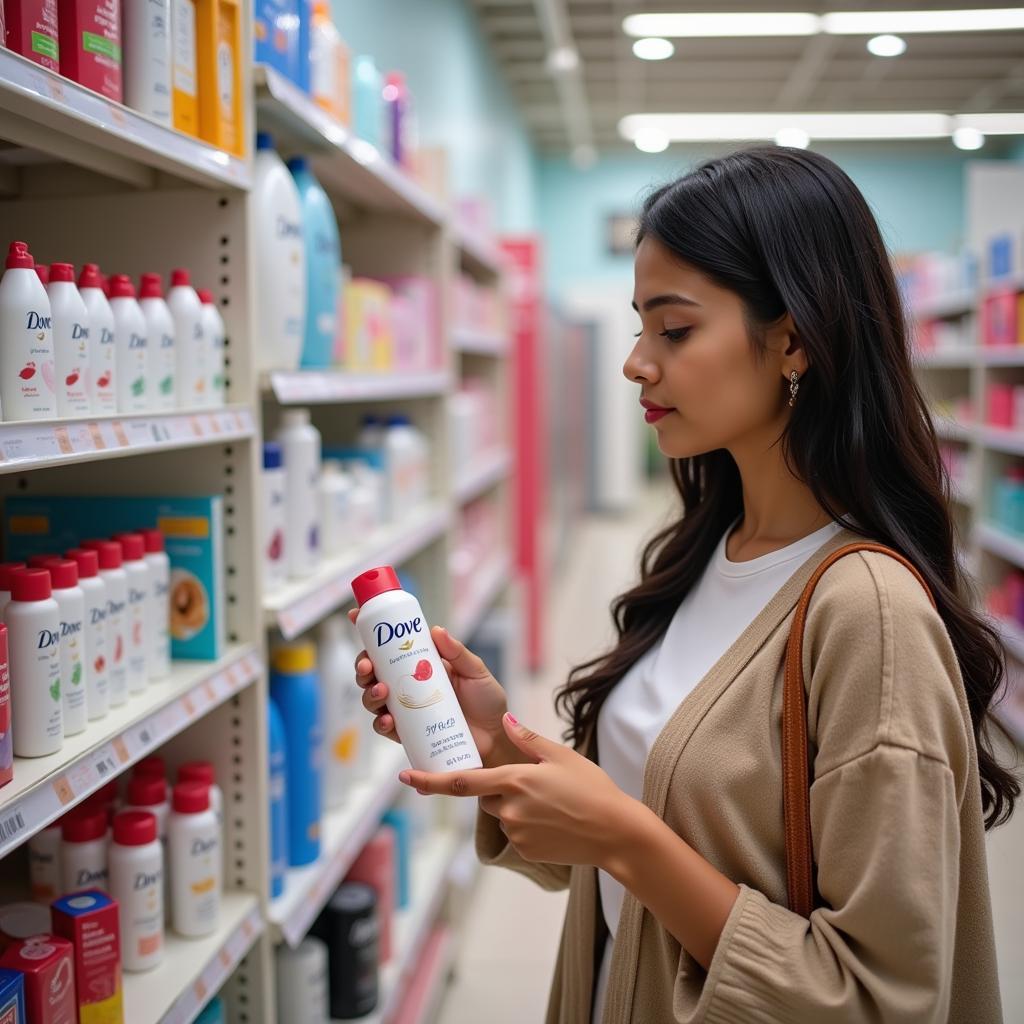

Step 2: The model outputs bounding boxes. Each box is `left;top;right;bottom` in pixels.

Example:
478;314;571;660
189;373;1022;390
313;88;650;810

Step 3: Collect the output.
74;865;108;888
31;30;58;60
82;31;121;62
173;0;197;96
59;617;85;716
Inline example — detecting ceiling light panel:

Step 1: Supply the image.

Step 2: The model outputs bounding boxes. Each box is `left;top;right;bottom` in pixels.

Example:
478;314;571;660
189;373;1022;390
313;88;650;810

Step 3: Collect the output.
622;12;821;38
822;8;1024;34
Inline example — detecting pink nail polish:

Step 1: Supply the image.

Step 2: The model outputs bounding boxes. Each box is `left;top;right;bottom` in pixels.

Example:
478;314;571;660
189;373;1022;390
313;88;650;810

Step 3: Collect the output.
506;712;518;726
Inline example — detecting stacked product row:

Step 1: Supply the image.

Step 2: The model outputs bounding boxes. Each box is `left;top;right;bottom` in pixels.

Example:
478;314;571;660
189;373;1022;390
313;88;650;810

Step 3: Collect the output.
0;241;226;421
451;497;504;606
452;272;505;338
253;138;438;375
450;379;503;472
987;567;1024;636
262;411;431;585
991;463;1024;535
2;0;244;154
0;530;170;777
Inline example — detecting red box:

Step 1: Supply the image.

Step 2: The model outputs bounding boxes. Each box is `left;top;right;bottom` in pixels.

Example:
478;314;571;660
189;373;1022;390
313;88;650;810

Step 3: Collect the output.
345;826;396;962
982;289;1018;348
0;935;75;1024
50;891;122;1024
56;0;122;102
3;0;59;71
0;624;11;789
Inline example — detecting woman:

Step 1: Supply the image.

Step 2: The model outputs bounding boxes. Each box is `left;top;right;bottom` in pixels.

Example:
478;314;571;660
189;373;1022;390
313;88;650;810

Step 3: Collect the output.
355;147;1016;1022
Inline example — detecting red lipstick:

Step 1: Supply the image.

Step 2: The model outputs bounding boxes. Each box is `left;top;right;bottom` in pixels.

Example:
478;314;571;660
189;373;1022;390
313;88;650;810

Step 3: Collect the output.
640;398;674;423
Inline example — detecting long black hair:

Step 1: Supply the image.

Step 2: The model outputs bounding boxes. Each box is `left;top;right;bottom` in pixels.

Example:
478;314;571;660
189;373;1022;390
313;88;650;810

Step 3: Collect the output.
555;146;1019;828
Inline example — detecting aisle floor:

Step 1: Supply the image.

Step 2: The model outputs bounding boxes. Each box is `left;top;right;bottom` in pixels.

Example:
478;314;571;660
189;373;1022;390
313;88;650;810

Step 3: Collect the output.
438;488;1024;1022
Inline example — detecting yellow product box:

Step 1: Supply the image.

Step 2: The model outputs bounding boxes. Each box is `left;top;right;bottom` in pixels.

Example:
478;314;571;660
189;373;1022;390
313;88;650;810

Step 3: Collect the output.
196;0;244;155
344;279;394;371
172;0;200;136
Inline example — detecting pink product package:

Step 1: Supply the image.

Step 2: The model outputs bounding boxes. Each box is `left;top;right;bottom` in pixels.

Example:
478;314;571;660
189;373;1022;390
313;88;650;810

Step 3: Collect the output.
373;276;438;370
988;383;1014;429
982;290;1018;348
345;825;396;963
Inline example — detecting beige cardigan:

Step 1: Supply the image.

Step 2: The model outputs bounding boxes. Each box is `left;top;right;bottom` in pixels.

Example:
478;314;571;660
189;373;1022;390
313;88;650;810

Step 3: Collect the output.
476;528;1003;1023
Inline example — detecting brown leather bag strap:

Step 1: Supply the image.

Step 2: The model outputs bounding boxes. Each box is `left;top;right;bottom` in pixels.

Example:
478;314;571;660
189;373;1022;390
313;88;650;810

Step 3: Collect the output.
782;542;936;918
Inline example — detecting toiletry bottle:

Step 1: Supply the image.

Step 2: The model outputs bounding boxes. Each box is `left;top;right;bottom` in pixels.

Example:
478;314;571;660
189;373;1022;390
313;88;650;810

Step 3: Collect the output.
133;755;166;779
141;529;171;679
61;807;109;894
197;289;226;408
138;273;177;411
318;614;362;809
112;533;151;692
168;269;206;410
41;559;87;737
171;0;199;135
262;442;287;588
46;263;92;417
108;275;149;414
275;936;330;1023
0;561;27;618
268;696;288;898
176;761;222;827
80;540;128;707
167;782;221;936
28;821;62;903
318;883;379;1018
276;408;321;578
123;0;172;125
65;548;109;720
196;0;243;154
77;264;117;414
308;0;341;120
109;810;164;971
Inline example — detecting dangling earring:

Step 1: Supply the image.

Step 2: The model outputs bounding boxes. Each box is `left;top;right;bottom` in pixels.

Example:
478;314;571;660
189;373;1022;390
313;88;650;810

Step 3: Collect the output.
788;371;800;408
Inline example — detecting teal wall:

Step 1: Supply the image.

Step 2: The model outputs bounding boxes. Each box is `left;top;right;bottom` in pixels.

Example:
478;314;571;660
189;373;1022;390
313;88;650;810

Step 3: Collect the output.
333;0;537;232
537;141;1022;297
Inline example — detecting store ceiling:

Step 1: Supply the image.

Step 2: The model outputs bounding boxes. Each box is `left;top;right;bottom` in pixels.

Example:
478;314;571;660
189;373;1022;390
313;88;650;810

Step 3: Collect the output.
468;1;1024;152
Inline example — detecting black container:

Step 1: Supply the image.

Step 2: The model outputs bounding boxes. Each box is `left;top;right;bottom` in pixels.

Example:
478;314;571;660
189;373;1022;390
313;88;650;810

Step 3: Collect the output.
317;881;380;1019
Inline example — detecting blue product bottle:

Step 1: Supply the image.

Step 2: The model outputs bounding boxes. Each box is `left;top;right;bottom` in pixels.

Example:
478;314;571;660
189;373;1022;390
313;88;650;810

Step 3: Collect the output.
352;55;382;148
287;157;340;369
268;696;290;897
296;0;312;92
195;996;225;1024
270;643;323;866
254;0;299;79
381;808;411;909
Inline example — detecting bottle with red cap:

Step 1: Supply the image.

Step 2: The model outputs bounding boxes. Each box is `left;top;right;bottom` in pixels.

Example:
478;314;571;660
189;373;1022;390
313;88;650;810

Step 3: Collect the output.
197;289;226;408
81;540;128;707
167;269;206;411
6;567;62;758
45;263;92;417
177;761;222;829
77;264;117;414
167;782;221;937
41;559;88;737
109;809;164;971
60;806;109;895
0;561;27;618
141;529;171;679
0;240;57;421
108;274;149;413
66;548;109;720
112;533;151;693
351;565;482;773
138;273;177;411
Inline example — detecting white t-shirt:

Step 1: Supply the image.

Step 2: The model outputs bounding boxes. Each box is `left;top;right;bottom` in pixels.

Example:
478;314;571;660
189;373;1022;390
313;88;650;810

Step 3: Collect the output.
591;518;844;1024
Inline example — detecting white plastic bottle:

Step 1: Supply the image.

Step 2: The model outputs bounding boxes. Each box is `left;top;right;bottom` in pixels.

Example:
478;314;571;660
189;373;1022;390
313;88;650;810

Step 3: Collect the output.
141;530;171;680
357;414;384;452
123;0;172;125
276;409;321;578
77;264;117;414
318;460;352;558
6;567;62;758
351;566;482;773
81;540;128;707
275;937;330;1024
197;289;226;409
318;615;363;809
177;762;222;828
167;782;221;937
109;810;164;971
46;263;91;417
138;273;176;411
0;561;26;619
113;533;151;692
61;806;109;894
42;559;87;737
28;821;63;904
168;269;207;410
0;241;57;421
66;548;109;721
262;443;286;589
108;275;149;414
253;133;306;372
123;775;170;842
309;0;342;120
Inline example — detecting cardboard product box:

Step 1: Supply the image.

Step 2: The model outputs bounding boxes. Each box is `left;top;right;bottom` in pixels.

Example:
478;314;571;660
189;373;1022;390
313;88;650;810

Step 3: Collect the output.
3;0;59;70
56;0;122;101
196;0;244;155
0;936;75;1024
0;968;25;1024
0;624;10;789
50;892;122;1024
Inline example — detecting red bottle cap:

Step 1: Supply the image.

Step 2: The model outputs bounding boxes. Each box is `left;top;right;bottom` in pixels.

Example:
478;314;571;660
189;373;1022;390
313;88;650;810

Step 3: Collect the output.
65;548;99;579
113;533;145;562
108;274;136;299
81;539;123;570
42;559;78;590
172;782;210;814
351;565;401;607
77;263;103;290
113;810;157;846
197;289;214;305
0;562;26;591
141;529;165;554
170;269;191;288
126;775;167;808
178;761;215;787
139;272;163;299
49;263;74;283
86;780;119;807
27;553;60;568
6;242;33;270
35;265;49;285
10;568;52;602
62;807;107;843
133;756;166;780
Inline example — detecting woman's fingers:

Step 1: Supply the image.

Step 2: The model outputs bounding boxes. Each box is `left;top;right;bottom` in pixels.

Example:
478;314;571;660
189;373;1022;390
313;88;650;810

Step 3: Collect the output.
432;627;490;680
373;711;400;742
362;681;389;712
354;652;375;688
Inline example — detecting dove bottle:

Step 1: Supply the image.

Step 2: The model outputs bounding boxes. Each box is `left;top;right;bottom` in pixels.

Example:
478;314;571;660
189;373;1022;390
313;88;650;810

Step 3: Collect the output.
351;566;482;773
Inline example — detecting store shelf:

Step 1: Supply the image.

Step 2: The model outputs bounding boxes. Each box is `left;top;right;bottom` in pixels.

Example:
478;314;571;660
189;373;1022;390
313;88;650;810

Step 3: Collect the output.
934;417;974;443
975;522;1024;571
0;48;249;190
979;347;1024;367
270;744;408;947
455;449;512;504
452;555;511;639
350;830;463;1024
451;328;509;357
264;370;451;405
993;616;1024;665
0;407;255;475
123;893;263;1024
454;223;505;278
914;349;975;369
911;289;976;322
0;645;261;858
254;65;446;226
978;427;1024;457
264;502;451;639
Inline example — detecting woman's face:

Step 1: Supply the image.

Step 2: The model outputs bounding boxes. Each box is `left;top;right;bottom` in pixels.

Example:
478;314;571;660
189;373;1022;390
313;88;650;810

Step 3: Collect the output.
624;236;803;459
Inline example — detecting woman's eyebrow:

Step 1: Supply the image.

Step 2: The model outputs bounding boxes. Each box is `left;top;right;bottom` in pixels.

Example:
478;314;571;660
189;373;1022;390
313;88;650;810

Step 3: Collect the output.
631;293;702;312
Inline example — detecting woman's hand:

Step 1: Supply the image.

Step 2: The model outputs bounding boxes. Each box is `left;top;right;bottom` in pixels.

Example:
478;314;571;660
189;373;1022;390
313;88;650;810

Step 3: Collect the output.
399;712;645;870
349;616;531;770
